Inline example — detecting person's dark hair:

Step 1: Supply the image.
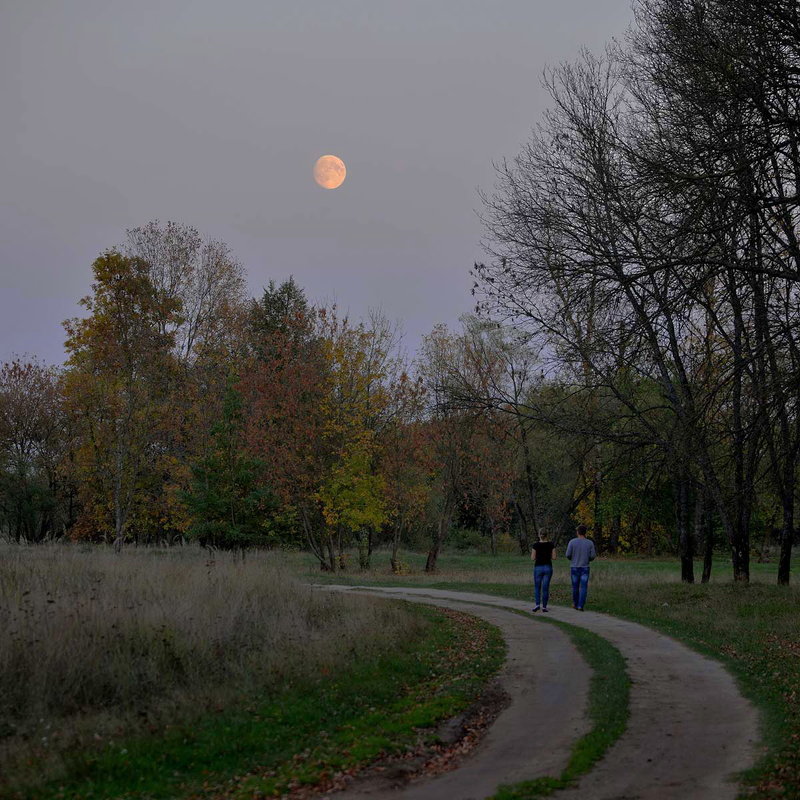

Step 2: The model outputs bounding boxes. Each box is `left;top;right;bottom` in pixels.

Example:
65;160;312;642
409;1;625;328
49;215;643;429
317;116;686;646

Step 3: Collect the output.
576;524;588;537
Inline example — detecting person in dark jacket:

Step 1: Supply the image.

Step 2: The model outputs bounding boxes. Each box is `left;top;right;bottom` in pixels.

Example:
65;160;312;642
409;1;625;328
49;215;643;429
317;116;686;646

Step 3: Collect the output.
530;531;556;612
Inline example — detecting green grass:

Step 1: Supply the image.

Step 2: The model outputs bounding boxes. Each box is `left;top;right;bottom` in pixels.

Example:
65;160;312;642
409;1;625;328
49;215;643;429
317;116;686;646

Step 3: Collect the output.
293;548;800;798
295;548;795;586
533;622;628;795
15;604;505;800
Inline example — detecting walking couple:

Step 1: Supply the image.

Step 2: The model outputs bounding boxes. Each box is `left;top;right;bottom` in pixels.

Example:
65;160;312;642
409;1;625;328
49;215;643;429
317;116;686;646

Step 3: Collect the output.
530;524;597;612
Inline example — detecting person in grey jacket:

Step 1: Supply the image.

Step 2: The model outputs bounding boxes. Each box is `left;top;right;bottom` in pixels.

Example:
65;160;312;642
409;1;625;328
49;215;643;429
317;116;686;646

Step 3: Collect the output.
565;524;597;611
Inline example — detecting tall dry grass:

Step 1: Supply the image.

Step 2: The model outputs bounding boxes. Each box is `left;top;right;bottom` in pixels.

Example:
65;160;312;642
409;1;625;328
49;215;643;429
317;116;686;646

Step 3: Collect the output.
0;544;422;786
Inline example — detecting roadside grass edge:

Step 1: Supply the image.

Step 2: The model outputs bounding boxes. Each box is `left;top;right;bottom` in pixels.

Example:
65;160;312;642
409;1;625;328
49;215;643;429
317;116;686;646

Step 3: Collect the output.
434;581;775;798
17;603;505;800
343;589;631;800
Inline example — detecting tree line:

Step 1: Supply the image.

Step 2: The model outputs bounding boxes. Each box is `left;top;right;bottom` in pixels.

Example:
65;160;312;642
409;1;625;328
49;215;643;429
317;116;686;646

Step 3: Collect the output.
0;220;697;574
474;0;800;584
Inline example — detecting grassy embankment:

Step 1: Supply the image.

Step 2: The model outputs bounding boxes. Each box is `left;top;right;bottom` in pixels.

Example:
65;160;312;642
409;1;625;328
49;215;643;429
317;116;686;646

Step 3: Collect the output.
301;549;800;799
0;545;504;799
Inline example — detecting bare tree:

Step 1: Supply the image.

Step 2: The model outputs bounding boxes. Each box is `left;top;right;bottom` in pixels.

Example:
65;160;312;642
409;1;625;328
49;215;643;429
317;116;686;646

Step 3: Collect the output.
125;221;247;364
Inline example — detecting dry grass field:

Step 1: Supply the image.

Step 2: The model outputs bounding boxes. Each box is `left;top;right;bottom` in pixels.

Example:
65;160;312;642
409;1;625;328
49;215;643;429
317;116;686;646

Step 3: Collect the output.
0;544;423;791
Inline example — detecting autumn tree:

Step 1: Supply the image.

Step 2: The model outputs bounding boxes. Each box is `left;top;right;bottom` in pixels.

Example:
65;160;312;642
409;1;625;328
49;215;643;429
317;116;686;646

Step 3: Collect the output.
0;359;69;541
124;220;246;364
63;251;179;550
245;293;402;569
379;374;430;572
417;325;480;572
244;281;334;566
317;433;387;569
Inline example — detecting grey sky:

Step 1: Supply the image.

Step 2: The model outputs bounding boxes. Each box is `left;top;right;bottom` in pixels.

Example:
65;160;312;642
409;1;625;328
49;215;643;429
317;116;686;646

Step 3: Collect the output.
0;1;633;365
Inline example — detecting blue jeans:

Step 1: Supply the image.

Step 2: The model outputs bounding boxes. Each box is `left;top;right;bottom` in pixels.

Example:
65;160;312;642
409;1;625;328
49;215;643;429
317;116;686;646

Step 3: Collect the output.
571;566;590;609
533;565;553;607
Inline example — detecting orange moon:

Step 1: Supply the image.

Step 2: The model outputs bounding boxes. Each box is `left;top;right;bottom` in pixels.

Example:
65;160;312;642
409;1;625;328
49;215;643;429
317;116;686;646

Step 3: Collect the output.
313;155;346;189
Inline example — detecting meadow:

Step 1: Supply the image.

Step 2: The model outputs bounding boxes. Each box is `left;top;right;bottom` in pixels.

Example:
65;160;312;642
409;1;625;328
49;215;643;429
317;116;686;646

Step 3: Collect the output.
0;545;425;795
3;544;799;798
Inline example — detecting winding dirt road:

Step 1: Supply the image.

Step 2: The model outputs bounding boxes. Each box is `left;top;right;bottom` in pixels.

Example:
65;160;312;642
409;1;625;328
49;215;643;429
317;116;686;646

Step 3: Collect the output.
321;586;760;800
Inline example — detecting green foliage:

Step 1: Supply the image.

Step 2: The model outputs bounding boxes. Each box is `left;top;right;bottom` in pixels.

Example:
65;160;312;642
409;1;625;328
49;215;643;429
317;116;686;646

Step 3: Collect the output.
249;277;315;360
0;467;57;543
448;527;486;551
317;435;387;535
0;358;67;543
183;380;277;549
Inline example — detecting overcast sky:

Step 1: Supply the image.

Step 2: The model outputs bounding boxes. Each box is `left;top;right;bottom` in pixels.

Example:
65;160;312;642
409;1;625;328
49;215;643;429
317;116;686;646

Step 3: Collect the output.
0;1;633;365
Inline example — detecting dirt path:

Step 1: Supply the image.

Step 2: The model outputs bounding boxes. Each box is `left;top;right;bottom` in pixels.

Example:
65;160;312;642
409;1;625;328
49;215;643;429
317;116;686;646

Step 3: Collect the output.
321;586;760;800
321;590;590;800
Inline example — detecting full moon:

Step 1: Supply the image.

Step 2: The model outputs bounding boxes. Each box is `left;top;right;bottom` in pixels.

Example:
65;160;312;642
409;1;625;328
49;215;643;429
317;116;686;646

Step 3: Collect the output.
313;155;346;189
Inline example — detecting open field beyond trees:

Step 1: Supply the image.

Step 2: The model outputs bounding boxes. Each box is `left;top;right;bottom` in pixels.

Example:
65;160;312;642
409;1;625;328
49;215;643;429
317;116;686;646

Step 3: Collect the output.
0;545;504;798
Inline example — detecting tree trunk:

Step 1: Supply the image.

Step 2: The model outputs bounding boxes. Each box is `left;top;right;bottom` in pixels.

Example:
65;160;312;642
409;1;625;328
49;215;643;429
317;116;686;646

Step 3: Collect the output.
424;542;439;573
608;513;621;555
425;505;451;573
697;492;713;584
300;504;330;571
645;520;654;556
777;497;794;586
730;499;751;583
728;280;752;584
696;446;750;584
593;468;603;549
514;498;530;555
326;534;337;572
519;424;540;540
731;536;750;582
335;525;346;570
676;472;694;583
358;529;370;570
390;521;404;574
113;433;125;553
702;536;713;583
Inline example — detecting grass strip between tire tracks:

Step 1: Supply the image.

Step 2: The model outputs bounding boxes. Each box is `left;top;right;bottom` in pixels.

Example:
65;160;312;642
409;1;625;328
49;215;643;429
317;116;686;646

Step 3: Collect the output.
490;609;629;799
382;595;629;800
15;603;504;800
434;580;790;800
